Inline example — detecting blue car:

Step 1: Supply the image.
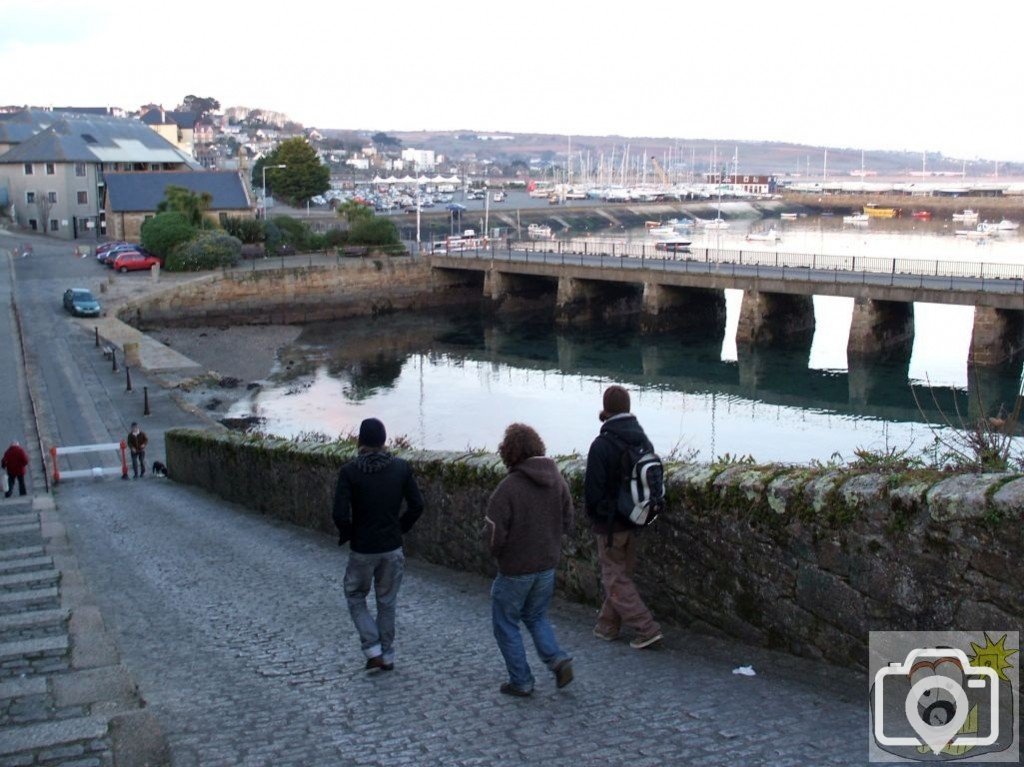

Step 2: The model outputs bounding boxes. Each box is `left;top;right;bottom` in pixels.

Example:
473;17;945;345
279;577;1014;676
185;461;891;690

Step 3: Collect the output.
63;288;101;317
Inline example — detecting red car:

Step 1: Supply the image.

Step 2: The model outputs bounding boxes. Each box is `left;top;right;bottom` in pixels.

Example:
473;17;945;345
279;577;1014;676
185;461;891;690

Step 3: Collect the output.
111;251;162;272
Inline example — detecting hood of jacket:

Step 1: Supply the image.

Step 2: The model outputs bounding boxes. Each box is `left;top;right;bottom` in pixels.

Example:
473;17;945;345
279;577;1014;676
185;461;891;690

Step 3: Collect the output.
599;413;649;448
356;451;393;474
511;456;562;488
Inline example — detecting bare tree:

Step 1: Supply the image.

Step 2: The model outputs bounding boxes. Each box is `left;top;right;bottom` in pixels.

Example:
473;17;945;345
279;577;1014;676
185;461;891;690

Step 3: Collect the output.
36;190;52;236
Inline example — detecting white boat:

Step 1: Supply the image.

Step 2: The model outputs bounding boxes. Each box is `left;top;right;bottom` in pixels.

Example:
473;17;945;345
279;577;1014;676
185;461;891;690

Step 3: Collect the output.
951;209;979;223
780;212;798;220
527;223;553;239
697;217;730;230
843;213;869;225
997;219;1019;231
745;228;781;242
647;225;677;236
492;191;506;203
955;225;996;239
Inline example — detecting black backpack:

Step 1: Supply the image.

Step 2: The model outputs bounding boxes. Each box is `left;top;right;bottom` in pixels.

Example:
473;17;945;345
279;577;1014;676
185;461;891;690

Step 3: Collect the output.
602;432;666;527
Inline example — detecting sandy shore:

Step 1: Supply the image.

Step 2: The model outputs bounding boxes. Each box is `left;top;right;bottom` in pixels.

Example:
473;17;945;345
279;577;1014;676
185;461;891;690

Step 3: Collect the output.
153;325;302;382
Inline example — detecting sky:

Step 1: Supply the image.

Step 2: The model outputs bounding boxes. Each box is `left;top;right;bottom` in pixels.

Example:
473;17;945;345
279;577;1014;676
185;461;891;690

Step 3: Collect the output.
3;0;1022;161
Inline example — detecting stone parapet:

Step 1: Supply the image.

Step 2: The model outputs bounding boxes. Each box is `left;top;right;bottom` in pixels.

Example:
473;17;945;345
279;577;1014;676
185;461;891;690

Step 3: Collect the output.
166;429;1024;668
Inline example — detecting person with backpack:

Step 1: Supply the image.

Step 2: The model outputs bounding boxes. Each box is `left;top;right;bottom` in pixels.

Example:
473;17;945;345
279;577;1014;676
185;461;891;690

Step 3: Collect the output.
584;385;664;649
333;418;424;672
484;423;574;696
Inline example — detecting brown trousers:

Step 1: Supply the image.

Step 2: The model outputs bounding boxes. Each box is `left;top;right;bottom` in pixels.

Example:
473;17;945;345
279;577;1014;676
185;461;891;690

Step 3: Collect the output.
594;530;660;637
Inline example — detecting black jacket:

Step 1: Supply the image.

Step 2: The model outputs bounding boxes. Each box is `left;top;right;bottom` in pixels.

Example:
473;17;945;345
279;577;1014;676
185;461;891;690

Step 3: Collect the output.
332;451;425;554
584;414;653;534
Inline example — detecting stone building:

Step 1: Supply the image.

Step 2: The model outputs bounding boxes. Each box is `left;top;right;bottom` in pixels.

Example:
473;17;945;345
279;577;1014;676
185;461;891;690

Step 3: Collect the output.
104;170;254;241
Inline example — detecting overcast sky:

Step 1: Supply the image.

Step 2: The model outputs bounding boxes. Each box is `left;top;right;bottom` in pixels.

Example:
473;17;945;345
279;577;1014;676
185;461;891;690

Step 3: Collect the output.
3;0;1021;161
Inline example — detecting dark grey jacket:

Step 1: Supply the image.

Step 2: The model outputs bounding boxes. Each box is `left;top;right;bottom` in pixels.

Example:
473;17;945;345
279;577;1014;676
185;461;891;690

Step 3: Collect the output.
333;452;424;554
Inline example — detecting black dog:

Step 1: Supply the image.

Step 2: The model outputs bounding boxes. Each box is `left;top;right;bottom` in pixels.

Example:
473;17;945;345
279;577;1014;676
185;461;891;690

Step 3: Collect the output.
151;461;168;477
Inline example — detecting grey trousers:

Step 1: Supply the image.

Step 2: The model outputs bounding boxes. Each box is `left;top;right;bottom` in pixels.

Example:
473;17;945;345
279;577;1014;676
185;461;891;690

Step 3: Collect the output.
344;548;405;664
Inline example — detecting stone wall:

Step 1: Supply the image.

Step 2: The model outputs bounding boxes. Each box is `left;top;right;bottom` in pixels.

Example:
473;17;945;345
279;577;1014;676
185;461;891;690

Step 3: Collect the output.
117;258;478;328
165;429;1024;668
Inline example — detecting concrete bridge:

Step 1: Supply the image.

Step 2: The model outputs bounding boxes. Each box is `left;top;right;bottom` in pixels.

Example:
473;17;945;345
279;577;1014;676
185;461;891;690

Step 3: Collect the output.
430;242;1024;367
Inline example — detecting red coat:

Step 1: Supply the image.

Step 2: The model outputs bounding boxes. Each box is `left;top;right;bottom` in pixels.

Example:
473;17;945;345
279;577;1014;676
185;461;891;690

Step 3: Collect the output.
2;444;29;476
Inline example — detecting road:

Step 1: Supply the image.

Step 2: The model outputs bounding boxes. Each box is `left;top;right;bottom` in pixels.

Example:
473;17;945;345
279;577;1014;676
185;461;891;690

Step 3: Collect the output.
1;231;875;766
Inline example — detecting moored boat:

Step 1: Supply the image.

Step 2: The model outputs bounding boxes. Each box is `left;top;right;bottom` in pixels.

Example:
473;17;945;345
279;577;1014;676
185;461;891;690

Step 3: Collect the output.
997;219;1020;231
780;212;798;220
951;209;979;223
955;224;996;239
843;213;869;225
697;217;730;230
911;210;932;220
745;228;781;242
863;203;899;218
527;223;553;239
654;238;693;252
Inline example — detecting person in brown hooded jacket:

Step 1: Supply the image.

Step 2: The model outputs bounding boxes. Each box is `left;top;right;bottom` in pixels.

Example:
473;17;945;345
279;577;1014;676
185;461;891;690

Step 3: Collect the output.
484;423;574;697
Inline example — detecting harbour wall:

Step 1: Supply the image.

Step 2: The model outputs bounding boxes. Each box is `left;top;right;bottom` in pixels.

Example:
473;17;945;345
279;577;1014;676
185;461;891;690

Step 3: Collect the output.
117;258;479;328
785;192;1024;219
165;429;1024;668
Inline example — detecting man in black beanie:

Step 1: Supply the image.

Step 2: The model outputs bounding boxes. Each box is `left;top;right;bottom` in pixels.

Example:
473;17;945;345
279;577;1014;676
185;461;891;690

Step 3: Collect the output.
333;418;424;671
583;386;663;649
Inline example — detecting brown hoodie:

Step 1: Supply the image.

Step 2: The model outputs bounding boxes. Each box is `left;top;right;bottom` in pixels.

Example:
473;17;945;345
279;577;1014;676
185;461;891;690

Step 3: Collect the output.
484;456;573;576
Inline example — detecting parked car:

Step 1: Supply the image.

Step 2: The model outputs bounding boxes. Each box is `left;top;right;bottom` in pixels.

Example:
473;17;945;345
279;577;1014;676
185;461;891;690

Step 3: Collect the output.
95;240;129;255
63;288;101;317
98;243;144;265
111;251;162;272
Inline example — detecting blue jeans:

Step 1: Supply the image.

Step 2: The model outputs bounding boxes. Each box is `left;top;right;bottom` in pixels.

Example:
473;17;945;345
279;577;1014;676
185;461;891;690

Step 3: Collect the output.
491;569;570;692
344;548;405;664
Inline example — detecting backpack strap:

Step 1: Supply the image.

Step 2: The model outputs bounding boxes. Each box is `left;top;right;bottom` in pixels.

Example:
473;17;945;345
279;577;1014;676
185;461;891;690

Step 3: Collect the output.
598;432;631;544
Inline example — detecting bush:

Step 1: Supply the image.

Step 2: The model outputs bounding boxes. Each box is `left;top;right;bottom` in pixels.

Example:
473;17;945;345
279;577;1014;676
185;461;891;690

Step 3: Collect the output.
324;228;348;247
165;231;242;272
271;215;312;251
222;216;265;244
349;217;400;246
141;212;196;257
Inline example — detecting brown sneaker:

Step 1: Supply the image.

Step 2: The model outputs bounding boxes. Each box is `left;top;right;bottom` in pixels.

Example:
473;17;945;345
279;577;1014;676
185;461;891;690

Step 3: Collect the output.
554;659;574;689
593;627;619;641
629;631;663;650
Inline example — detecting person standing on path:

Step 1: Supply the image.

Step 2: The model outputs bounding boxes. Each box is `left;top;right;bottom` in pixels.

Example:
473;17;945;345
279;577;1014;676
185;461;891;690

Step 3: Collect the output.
333;418;424;672
584;385;663;649
2;440;29;497
126;423;148;479
484;423;574;697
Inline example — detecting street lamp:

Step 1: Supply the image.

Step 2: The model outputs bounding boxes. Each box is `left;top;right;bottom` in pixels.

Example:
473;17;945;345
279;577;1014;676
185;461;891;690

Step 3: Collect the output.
262;163;286;220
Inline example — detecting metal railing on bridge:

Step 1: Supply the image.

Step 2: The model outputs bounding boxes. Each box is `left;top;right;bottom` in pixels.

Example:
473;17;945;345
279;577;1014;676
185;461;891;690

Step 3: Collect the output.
429;238;1024;294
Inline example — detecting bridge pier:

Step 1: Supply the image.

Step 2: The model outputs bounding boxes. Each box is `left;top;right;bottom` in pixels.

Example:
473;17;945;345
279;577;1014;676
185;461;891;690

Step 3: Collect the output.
483;269;509;301
847;299;914;360
736;291;815;347
641;283;726;333
969;307;1024;367
556;276;638;323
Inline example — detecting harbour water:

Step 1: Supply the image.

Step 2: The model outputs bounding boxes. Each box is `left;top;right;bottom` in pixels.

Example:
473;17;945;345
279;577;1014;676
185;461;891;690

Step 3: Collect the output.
226;217;1024;462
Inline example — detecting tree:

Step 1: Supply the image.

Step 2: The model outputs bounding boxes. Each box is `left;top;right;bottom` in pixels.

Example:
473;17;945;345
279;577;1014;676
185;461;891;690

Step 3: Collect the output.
141;212;196;257
260;138;330;207
371;132;401;149
349;217;399;247
337;199;374;227
156;185;213;228
180;95;220;117
35;191;53;236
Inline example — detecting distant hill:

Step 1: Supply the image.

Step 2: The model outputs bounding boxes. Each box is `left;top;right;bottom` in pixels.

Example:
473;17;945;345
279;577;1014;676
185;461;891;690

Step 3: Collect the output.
321;128;1022;178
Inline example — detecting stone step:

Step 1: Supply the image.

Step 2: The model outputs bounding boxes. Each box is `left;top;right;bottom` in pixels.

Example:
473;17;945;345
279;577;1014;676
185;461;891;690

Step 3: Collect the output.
0;523;40;536
0;513;38;527
0;715;108;757
0;555;53;574
0;608;68;632
0;569;59;588
0;545;44;561
0;634;68;662
0;587;59;606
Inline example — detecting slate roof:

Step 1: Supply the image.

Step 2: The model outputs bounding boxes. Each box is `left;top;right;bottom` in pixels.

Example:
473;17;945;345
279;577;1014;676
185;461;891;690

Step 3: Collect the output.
0;109;59;145
105;171;252;212
0;114;194;165
140;109;198;129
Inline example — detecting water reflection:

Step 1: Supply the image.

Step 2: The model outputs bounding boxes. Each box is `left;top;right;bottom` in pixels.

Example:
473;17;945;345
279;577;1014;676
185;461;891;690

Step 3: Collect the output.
229;308;1023;462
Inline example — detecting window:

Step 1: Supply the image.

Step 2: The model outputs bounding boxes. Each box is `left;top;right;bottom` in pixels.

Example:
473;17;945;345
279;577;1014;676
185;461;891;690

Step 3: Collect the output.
49;219;59;232
75;163;86;177
45;163;55;175
28;219;37;231
25;192;35;204
23;163;33;175
47;191;57;204
77;191;88;205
